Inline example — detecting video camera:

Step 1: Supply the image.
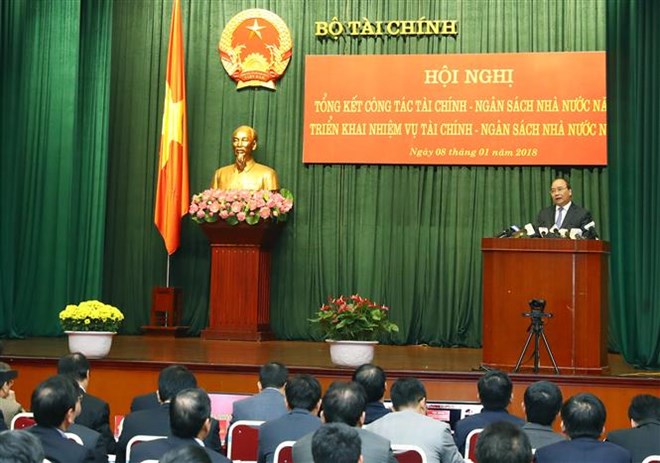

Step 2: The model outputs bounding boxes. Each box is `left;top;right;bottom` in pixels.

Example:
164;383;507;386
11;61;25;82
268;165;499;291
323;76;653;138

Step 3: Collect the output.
522;299;553;320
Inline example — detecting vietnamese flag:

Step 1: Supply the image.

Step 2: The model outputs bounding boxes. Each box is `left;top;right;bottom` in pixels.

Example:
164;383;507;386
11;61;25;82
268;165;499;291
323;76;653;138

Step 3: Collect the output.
154;0;189;255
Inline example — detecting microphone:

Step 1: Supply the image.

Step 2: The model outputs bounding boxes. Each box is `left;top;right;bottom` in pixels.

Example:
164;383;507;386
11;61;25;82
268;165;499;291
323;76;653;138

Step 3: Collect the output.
569;228;583;239
546;225;562;238
523;223;539;238
582;221;599;239
538;227;549;237
558;228;569;238
496;225;520;238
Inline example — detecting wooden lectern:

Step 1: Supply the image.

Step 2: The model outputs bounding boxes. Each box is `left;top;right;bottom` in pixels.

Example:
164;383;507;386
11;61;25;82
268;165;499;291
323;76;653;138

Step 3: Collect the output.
199;221;283;341
481;238;610;374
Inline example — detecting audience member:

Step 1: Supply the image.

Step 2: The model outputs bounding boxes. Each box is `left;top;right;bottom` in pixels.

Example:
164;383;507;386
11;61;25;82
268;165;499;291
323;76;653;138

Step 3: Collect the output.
230;361;288;425
535;393;632;463
293;381;396;463
129;388;230;463
258;374;322;463
116;365;221;463
475;421;533;463
453;370;524;455
57;352;116;454
159;444;213;463
0;429;45;463
521;381;565;449
607;394;660;463
365;377;462;463
27;374;98;463
312;423;362;463
0;363;22;430
129;391;160;412
352;364;391;424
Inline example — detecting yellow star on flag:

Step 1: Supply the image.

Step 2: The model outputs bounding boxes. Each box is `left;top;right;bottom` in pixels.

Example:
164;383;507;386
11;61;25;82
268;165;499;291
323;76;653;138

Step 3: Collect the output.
159;83;184;168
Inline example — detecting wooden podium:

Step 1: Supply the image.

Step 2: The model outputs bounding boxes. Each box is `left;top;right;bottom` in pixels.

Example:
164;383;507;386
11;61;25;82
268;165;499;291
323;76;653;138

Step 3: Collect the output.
199;221;283;341
481;238;610;374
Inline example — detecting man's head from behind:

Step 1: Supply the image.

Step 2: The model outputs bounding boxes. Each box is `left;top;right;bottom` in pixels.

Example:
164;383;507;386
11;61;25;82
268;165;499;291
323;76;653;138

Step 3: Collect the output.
258;361;288;390
478;370;513;410
352;364;386;403
0;430;45;463
321;381;366;427
312;423;362;463
285;374;322;412
170;388;212;440
158;365;197;403
523;381;563;426
57;352;90;384
31;375;81;429
475;421;532;463
628;394;660;426
561;393;606;439
159;444;212;463
390;377;426;413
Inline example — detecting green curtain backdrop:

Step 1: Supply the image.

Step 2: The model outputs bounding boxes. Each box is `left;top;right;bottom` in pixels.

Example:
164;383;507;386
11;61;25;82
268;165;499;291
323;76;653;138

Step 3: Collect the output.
1;0;657;368
0;0;112;337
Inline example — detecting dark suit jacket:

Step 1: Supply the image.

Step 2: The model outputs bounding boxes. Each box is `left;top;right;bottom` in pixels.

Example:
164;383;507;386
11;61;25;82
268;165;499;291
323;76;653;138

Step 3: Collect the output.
535;437;632;463
69;423;109;463
116;403;222;463
230;388;287;426
257;409;321;463
454;409;524;455
0;409;6;431
535;202;593;230
364;401;391;425
129;436;230;463
607;419;660;463
521;422;565;450
27;424;96;463
130;392;160;412
293;426;397;463
78;391;117;454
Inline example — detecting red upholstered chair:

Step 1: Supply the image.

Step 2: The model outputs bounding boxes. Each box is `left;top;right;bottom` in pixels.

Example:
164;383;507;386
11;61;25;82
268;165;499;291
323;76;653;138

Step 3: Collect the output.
273;440;295;463
642;456;660;463
10;412;35;430
226;420;264;463
125;434;167;463
464;428;483;463
392;444;428;463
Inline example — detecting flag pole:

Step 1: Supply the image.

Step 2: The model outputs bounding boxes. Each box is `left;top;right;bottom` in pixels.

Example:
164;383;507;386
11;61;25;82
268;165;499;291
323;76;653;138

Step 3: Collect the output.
166;255;171;288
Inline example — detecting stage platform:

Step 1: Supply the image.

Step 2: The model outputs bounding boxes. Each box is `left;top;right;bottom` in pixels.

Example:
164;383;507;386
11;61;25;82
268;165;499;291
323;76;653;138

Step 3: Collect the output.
1;335;657;432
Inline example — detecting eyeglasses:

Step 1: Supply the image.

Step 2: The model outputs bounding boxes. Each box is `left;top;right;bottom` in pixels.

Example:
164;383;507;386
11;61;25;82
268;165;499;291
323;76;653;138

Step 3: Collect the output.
550;187;567;194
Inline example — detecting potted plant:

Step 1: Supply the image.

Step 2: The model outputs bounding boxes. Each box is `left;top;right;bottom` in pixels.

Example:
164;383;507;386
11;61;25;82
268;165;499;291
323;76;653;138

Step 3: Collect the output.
59;300;124;358
310;294;399;367
189;189;294;225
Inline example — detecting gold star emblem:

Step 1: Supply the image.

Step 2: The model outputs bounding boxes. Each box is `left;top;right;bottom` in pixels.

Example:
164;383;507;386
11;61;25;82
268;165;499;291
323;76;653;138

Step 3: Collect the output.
246;19;266;39
160;83;184;168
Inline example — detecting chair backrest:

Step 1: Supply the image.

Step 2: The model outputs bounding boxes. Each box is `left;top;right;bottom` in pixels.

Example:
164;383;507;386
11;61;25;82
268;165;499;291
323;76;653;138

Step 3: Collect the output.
464;427;483;463
11;412;35;430
64;432;84;445
226;420;264;462
642;456;660;463
125;434;167;463
392;444;428;463
273;440;295;463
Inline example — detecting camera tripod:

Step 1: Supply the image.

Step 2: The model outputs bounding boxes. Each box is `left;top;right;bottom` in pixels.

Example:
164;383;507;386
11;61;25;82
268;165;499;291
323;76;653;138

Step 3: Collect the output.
513;310;560;374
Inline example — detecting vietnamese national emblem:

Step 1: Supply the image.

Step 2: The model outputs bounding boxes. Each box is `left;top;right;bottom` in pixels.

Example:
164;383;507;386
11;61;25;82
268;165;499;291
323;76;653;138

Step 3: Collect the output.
218;8;293;90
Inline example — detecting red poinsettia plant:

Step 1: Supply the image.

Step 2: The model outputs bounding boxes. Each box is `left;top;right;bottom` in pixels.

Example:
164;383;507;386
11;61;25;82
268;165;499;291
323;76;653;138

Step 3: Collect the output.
310;294;399;341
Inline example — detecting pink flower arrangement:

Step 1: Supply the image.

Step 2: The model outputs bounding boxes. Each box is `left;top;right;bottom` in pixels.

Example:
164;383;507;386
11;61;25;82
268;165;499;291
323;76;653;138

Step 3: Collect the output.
310;294;399;341
189;189;294;225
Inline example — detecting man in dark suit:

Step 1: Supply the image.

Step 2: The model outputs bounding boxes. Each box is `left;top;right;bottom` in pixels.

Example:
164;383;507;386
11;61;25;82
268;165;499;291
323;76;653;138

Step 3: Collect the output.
129;388;230;463
535;393;631;463
454;370;524;455
116;365;222;463
352;364;391;425
475;421;533;463
293;381;396;463
257;374;322;463
58;352;116;454
535;177;594;231
230;361;288;426
607;394;660;463
27;375;98;463
521;381;566;450
312;423;362;463
130;391;160;412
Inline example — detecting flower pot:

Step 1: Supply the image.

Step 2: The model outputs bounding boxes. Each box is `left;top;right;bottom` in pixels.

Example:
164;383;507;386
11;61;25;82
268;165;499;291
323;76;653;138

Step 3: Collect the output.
326;340;378;367
65;331;116;359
